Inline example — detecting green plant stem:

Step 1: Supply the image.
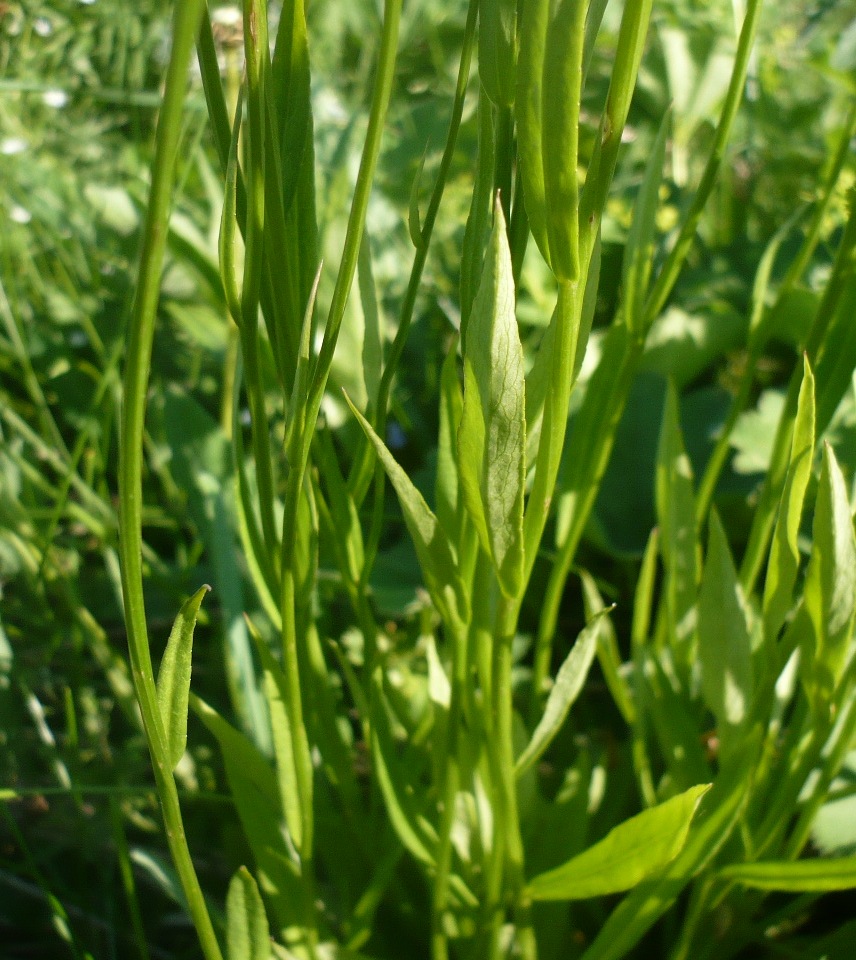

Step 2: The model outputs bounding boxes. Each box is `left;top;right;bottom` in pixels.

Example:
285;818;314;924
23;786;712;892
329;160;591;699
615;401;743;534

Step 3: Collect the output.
116;2;223;959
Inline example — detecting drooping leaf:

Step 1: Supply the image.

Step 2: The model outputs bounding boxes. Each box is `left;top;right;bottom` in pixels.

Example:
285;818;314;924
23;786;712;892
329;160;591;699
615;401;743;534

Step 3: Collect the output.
458;201;526;597
802;442;856;710
697;511;753;732
156;585;209;771
345;394;469;629
763;356;816;641
226;867;270;960
719;857;856;892
516;612;606;776
528;785;709;901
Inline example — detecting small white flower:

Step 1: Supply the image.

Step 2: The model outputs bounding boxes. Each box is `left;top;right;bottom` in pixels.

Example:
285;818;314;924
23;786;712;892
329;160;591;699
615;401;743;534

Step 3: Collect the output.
10;206;32;224
42;89;68;109
0;138;27;155
34;17;52;37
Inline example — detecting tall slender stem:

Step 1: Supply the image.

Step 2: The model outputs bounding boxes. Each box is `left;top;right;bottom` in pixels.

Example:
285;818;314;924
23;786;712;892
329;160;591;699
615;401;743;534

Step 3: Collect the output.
117;3;223;958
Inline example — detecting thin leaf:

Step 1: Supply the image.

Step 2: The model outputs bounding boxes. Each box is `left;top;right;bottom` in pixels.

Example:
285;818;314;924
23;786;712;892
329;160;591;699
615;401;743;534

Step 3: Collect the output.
458;200;526;597
719;857;856;892
697;511;753;731
528;784;709;901
226;867;270;960
763;356;815;640
581;572;634;724
344;394;469;628
435;340;464;547
516;611;607;776
156;585;210;771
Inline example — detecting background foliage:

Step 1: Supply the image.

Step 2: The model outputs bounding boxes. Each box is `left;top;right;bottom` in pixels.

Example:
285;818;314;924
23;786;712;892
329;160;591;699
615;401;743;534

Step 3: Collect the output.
1;0;856;958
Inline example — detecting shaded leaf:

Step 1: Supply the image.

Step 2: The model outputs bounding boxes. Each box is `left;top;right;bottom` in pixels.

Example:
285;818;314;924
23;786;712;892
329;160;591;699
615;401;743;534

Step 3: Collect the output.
719;857;856;892
698;511;753;731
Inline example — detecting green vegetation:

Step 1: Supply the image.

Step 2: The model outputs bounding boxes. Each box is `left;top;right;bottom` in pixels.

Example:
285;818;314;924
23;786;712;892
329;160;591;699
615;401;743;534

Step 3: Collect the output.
2;1;856;958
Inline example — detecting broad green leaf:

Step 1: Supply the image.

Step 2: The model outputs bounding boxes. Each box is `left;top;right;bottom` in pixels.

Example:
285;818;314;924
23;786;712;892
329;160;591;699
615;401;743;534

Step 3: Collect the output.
460;94;495;330
580;728;762;960
345;394;468;628
719;857;856;892
247;621;303;850
697;511;753;731
515;612;606;776
156;585;209;771
371;674;438;868
656;381;698;654
803;443;856;709
191;694;302;932
763;356;815;641
528;784;709;901
458;202;526;597
227;867;270;960
479;0;518;108
622;111;669;337
435;341;464;547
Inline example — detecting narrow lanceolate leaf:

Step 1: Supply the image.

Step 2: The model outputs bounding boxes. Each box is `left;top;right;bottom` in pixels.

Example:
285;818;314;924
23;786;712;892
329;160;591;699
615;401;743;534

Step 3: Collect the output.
763;356;815;641
622;110;669;337
580;728;762;960
697;511;753;732
719;857;856;892
803;443;856;708
345;394;469;627
226;867;270;960
656;382;698;653
527;784;709;901
516;612;606;776
479;0;518;108
156;585;210;770
458;202;526;597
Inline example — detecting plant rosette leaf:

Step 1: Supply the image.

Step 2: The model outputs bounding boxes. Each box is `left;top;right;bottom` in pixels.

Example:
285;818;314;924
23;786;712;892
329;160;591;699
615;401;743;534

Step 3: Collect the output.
527;784;710;900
